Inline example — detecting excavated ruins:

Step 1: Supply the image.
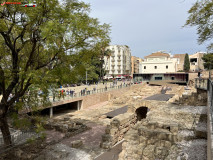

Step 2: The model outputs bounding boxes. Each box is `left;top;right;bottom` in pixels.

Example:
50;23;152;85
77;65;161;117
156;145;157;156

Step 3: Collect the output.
1;83;207;160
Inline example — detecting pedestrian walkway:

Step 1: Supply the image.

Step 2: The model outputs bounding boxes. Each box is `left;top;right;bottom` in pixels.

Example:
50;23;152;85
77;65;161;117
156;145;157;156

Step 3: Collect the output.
95;141;124;160
145;94;175;101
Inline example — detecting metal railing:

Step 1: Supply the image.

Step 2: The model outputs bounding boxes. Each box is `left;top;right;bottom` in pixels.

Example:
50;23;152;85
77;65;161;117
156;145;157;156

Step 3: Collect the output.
208;78;213;129
0;128;40;153
195;78;208;90
49;83;133;103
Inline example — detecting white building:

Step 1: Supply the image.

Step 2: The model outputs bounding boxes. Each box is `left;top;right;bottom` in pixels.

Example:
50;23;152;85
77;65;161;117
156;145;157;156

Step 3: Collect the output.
140;51;179;74
103;45;132;78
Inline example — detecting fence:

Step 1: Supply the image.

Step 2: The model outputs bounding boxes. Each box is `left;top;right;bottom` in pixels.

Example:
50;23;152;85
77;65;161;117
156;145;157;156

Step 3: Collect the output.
50;83;133;103
0;128;40;154
195;78;208;90
208;78;213;129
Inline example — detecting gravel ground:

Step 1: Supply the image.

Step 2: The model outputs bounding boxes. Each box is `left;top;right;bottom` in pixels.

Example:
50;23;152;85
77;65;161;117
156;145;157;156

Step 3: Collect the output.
34;143;92;160
177;139;207;160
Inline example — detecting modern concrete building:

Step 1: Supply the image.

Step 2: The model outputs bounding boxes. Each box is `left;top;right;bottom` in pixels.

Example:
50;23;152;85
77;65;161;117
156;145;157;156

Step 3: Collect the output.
103;45;132;79
140;51;179;74
189;52;205;72
131;56;143;76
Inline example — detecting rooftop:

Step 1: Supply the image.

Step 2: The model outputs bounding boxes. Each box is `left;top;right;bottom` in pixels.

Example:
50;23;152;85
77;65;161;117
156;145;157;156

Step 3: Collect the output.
145;52;170;58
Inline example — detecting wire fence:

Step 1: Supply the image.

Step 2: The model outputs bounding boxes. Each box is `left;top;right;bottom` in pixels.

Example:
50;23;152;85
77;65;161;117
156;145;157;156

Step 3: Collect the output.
195;78;208;90
207;79;213;129
0;127;40;154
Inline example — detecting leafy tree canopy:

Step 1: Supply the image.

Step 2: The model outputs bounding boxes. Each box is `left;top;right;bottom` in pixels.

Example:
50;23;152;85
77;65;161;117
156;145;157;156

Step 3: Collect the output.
185;0;213;51
0;0;110;146
202;53;213;69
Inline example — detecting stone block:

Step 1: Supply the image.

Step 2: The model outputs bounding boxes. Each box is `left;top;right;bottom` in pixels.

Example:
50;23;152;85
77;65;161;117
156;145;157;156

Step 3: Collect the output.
147;122;156;130
110;128;119;135
170;124;179;134
102;134;112;142
168;134;178;143
64;117;70;121
143;145;155;159
68;122;76;128
111;119;120;128
100;142;112;149
138;127;153;138
157;131;170;141
71;140;83;148
154;147;168;159
164;140;172;148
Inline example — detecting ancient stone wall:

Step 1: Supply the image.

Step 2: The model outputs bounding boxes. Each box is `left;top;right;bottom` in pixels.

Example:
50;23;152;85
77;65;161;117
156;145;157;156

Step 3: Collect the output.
83;84;146;109
175;88;207;106
119;119;179;160
100;113;137;149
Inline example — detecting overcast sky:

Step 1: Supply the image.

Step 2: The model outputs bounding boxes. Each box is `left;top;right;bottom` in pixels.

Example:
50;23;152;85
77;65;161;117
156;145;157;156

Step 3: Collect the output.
82;0;207;59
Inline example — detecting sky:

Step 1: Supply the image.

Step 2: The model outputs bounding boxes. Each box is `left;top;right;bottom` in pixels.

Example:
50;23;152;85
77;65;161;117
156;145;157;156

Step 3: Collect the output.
82;0;208;59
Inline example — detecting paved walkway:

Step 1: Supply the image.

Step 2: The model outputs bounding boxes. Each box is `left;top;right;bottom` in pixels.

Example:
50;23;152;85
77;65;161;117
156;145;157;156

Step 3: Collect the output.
145;94;175;101
95;141;124;160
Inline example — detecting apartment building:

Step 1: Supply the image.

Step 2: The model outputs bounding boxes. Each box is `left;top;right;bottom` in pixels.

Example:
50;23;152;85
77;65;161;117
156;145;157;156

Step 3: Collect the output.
140;51;179;74
103;45;132;79
131;56;143;76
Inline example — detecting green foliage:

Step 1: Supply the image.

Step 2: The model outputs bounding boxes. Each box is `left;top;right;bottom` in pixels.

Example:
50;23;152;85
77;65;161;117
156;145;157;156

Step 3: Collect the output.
184;54;190;72
0;0;110;145
185;0;213;51
202;53;213;69
0;0;110;111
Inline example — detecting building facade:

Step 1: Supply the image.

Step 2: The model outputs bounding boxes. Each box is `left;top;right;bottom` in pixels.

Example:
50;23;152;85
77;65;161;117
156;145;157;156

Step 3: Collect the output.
173;54;186;71
131;56;143;76
103;45;132;78
189;52;205;72
140;51;179;74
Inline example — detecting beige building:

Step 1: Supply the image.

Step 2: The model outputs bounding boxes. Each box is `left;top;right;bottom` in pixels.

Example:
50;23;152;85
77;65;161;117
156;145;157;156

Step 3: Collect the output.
131;56;143;76
140;51;179;74
189;52;205;72
173;54;186;71
103;45;132;78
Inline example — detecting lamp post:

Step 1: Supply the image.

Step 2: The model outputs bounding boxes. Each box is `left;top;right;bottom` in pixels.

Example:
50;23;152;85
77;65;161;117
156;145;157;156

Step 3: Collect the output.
86;70;87;85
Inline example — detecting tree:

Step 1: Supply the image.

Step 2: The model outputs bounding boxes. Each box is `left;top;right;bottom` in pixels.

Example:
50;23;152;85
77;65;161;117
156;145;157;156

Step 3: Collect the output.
202;53;213;69
0;0;110;146
185;0;213;51
184;53;190;71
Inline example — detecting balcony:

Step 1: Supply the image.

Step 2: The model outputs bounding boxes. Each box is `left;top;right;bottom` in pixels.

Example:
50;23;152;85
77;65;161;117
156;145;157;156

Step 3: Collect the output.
111;63;115;66
117;62;121;66
111;59;115;62
117;59;121;62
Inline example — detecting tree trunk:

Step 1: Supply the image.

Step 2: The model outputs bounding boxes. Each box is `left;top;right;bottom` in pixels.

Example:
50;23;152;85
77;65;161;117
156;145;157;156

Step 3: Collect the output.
0;116;12;147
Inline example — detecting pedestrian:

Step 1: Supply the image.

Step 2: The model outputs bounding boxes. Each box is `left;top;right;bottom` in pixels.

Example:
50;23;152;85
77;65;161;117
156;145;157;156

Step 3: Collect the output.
61;90;64;99
73;89;75;97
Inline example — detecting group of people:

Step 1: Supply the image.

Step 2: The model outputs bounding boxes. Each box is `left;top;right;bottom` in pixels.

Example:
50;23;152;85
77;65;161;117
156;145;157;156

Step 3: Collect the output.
52;89;76;101
80;88;91;96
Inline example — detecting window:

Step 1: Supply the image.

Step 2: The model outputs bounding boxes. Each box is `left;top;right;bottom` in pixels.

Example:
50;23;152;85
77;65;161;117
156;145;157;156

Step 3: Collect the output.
155;77;162;80
154;66;157;69
144;66;146;69
166;65;168;69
